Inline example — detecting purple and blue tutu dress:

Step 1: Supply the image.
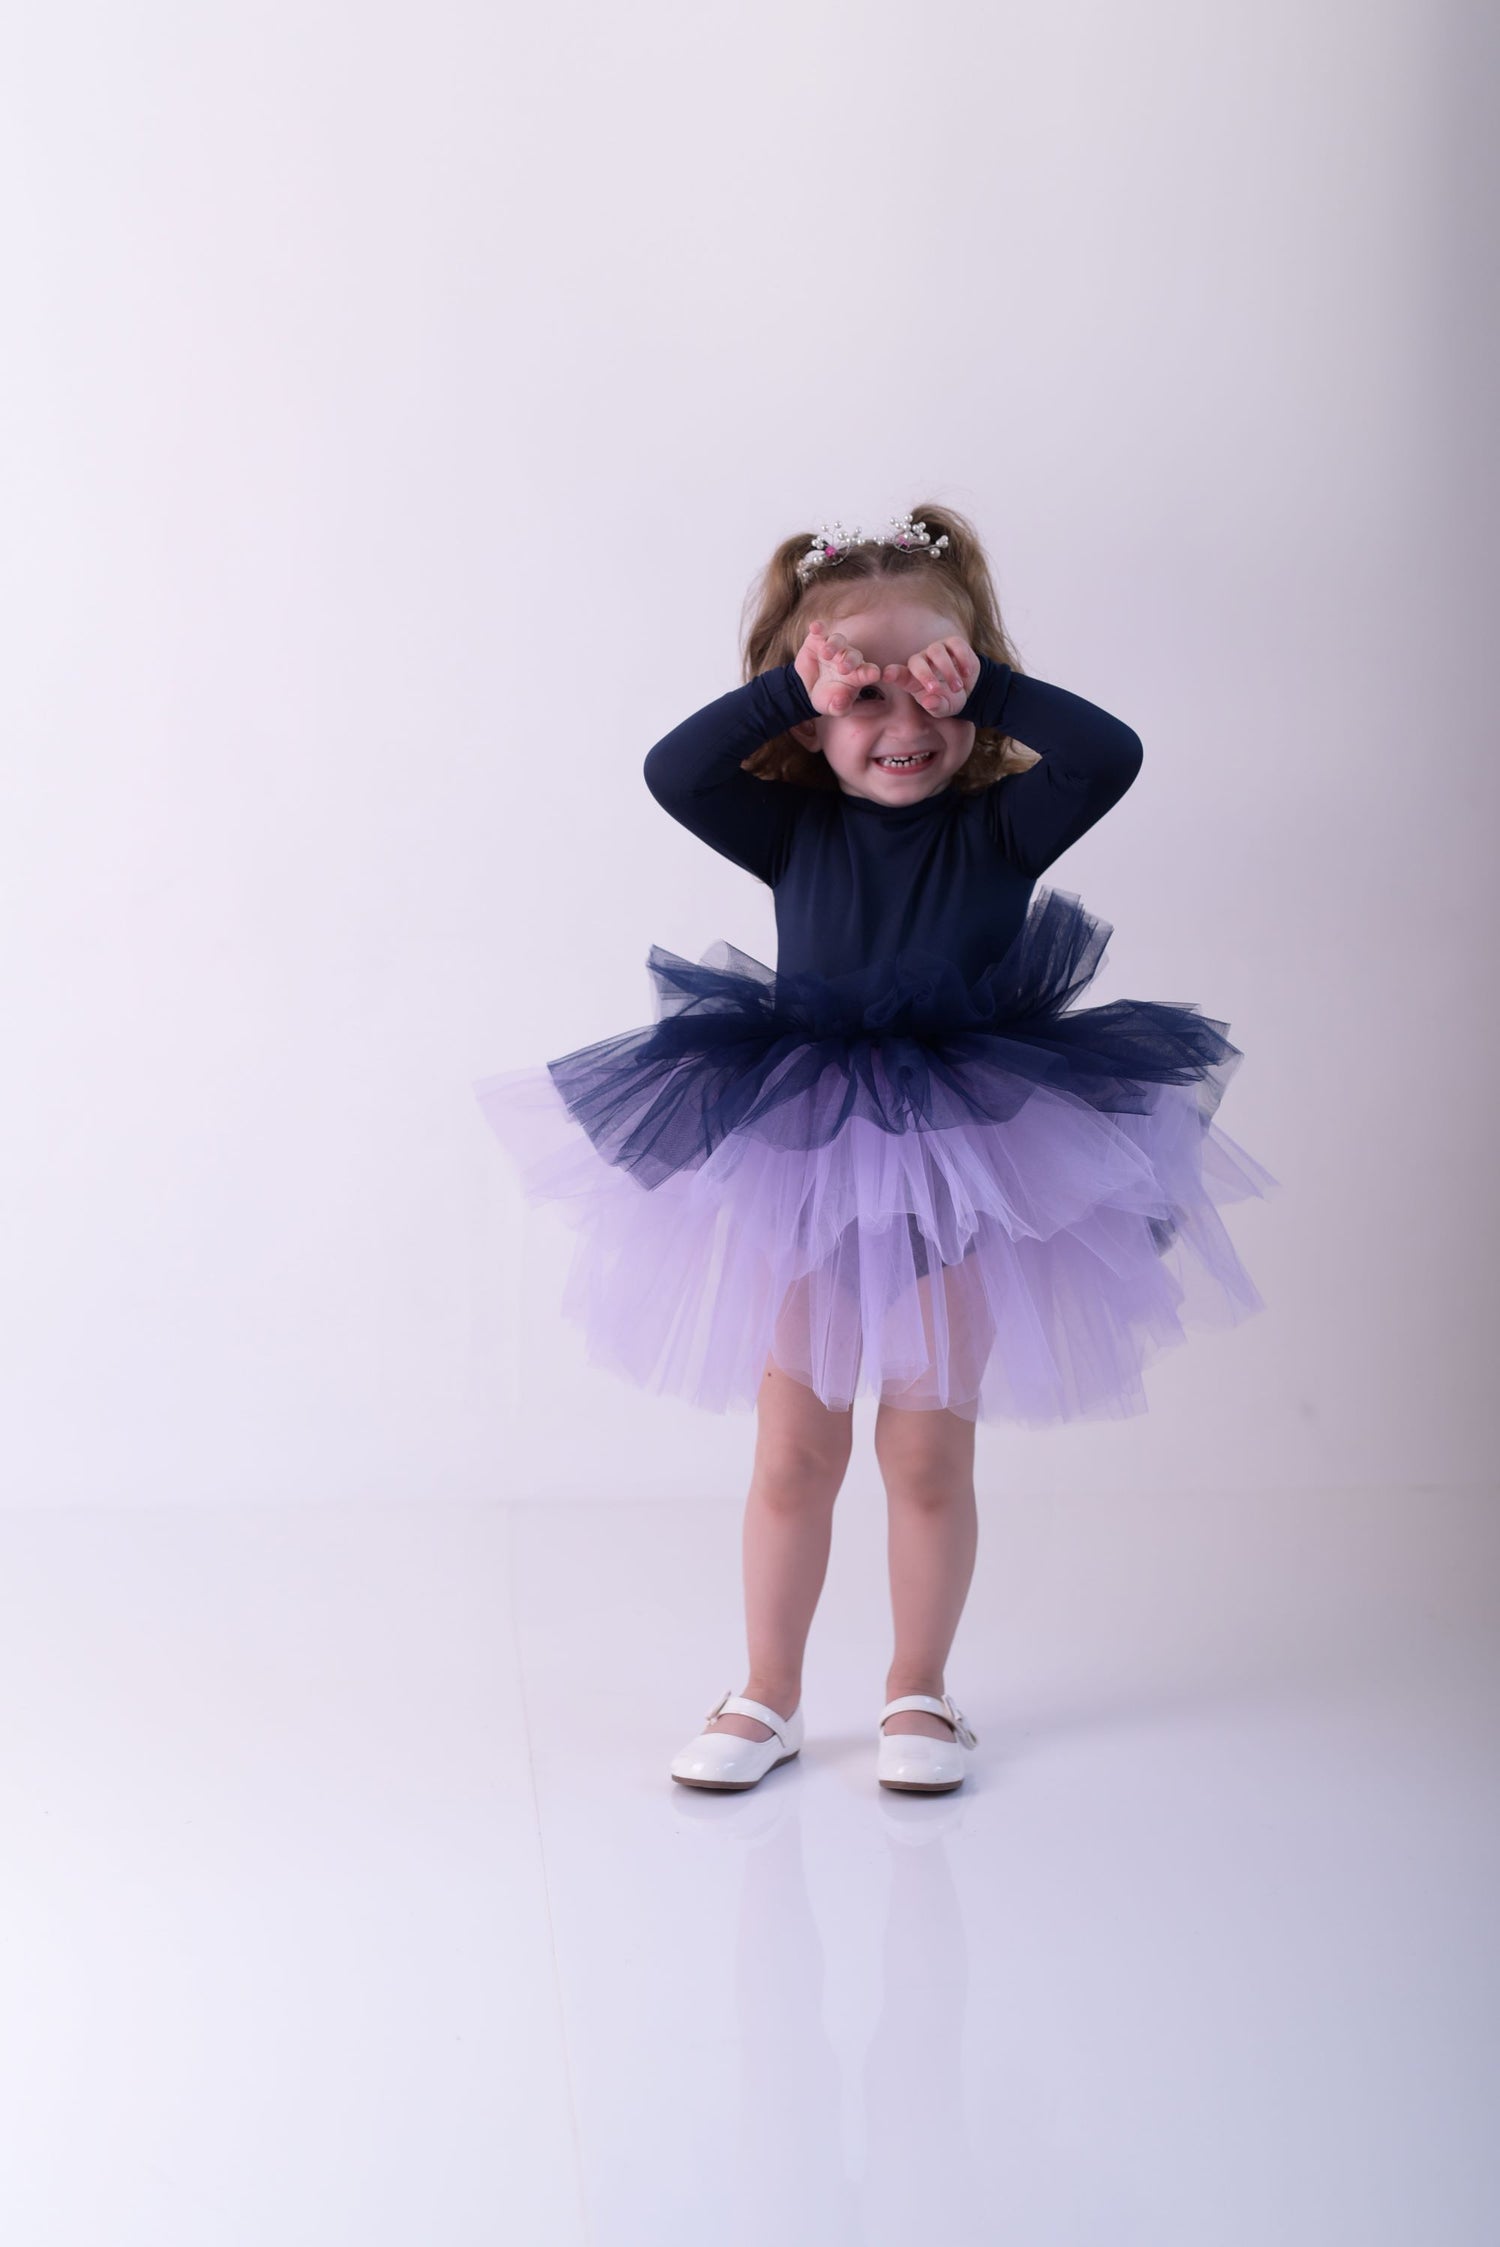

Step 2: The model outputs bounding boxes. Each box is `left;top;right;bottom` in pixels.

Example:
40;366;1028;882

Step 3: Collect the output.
472;658;1278;1426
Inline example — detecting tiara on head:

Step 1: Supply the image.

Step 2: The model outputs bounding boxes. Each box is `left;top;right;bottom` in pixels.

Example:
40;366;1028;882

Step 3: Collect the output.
795;513;951;585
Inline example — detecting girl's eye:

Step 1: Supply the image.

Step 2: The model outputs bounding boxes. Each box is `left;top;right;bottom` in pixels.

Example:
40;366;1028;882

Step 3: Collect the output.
855;684;884;702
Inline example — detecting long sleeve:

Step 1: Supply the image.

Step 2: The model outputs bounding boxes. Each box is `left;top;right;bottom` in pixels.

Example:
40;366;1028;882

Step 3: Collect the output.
963;657;1144;877
642;663;817;886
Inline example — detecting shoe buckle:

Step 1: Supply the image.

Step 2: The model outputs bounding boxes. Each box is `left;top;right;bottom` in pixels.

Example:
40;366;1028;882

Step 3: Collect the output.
705;1689;731;1722
944;1696;978;1748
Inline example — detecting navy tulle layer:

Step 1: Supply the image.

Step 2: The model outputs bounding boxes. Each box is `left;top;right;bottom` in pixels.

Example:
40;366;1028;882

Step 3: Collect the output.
472;887;1278;1425
547;886;1244;1191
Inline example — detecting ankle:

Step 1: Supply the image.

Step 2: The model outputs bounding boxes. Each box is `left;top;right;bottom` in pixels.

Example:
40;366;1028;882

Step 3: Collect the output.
743;1677;801;1717
885;1673;946;1703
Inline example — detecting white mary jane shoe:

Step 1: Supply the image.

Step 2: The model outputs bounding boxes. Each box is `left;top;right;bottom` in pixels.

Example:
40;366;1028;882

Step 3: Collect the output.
877;1693;978;1793
670;1691;804;1791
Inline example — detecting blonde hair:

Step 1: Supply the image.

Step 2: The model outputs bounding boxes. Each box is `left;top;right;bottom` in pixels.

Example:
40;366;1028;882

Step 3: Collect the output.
737;500;1038;794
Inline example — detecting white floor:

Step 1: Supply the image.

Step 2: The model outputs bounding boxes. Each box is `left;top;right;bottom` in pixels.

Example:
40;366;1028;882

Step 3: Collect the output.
1;1479;1496;2247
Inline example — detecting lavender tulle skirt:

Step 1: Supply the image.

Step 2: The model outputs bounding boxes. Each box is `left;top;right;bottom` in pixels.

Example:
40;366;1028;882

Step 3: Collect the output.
472;887;1278;1425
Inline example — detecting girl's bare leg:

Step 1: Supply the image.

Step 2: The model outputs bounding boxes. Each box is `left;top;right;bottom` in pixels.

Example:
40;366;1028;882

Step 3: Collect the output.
705;1354;854;1744
872;1256;984;1737
873;1397;979;1740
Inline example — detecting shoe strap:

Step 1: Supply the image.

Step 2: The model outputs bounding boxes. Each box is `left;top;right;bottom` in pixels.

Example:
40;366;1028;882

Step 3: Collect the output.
707;1690;794;1746
880;1693;978;1747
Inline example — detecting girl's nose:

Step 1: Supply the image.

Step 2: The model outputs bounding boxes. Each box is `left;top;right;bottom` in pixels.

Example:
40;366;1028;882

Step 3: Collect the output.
885;712;939;744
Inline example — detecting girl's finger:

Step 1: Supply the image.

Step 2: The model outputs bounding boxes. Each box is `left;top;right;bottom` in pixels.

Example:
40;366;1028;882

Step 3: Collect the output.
929;643;963;695
913;659;954;711
922;641;955;691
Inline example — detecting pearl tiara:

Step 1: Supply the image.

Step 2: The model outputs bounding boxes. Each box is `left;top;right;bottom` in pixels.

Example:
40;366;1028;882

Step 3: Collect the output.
795;513;951;585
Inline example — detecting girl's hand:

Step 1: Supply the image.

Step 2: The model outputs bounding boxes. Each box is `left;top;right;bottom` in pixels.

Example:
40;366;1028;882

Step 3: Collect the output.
881;636;980;719
793;620;883;717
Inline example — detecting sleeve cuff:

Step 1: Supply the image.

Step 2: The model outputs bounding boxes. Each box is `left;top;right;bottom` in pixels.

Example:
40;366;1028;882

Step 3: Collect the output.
760;661;817;729
959;655;1015;730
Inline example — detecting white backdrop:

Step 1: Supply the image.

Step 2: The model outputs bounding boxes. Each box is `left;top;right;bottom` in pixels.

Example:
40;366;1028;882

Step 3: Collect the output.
2;0;1492;1507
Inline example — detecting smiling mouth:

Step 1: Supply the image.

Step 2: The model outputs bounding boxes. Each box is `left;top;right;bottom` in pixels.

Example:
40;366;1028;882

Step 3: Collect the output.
874;749;938;772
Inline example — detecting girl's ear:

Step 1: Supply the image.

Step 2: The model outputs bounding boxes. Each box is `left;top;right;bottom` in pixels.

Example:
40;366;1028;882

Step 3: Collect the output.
789;717;820;753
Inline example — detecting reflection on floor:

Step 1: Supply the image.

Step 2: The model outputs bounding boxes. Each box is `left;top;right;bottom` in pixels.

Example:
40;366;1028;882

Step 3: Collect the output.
2;1480;1496;2246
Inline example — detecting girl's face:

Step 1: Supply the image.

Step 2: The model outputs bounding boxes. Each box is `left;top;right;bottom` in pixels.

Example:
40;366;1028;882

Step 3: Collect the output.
790;595;977;805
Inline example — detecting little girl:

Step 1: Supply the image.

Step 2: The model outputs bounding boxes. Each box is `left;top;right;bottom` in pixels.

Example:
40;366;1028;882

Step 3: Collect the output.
473;503;1276;1796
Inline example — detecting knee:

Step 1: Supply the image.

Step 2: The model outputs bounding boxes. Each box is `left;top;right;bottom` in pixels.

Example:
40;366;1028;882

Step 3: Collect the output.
876;1427;974;1511
875;1403;975;1510
882;1468;970;1514
753;1442;848;1513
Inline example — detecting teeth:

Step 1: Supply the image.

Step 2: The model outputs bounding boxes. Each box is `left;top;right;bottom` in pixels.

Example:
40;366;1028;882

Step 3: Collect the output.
877;751;935;769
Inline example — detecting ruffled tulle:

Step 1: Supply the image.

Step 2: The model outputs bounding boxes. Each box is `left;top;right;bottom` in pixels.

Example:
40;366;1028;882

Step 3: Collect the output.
472;887;1277;1425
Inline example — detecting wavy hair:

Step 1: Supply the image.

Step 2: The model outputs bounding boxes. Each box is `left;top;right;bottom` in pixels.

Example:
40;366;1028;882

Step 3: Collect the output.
737;500;1038;793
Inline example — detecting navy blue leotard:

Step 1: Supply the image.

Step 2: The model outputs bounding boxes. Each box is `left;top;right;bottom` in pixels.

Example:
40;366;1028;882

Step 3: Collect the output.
641;657;1144;986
